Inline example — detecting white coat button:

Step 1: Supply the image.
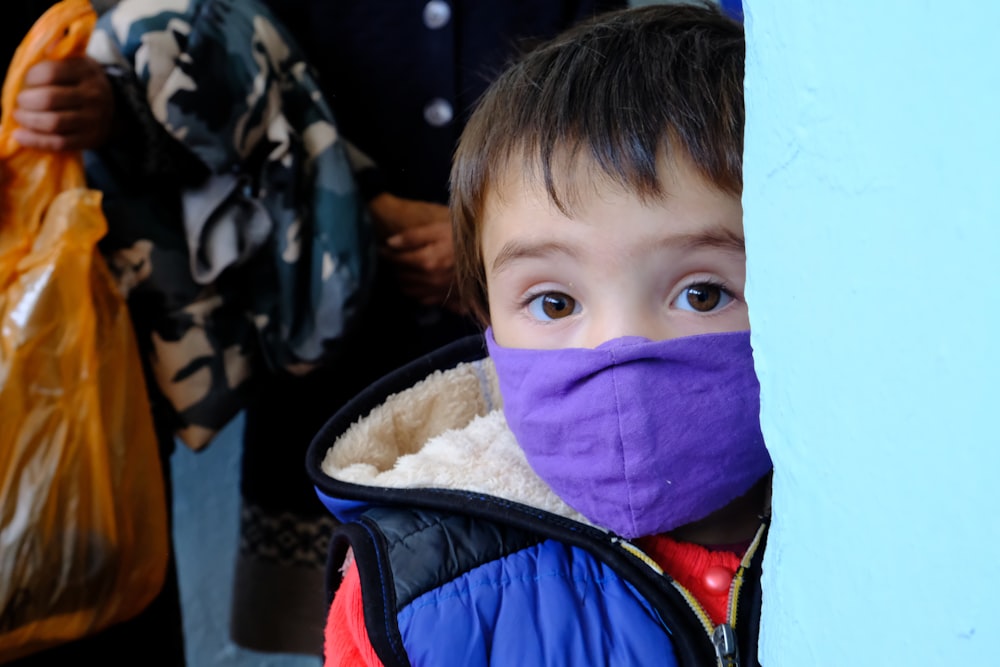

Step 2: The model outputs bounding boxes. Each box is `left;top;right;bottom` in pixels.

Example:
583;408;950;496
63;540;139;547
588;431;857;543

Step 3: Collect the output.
423;1;451;30
423;98;454;127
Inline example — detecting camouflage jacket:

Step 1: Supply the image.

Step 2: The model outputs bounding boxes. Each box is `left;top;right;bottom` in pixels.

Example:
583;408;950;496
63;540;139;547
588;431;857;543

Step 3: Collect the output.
85;0;373;449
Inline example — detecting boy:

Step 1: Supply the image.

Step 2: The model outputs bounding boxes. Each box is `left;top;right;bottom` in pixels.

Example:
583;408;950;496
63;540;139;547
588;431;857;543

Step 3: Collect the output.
306;4;772;666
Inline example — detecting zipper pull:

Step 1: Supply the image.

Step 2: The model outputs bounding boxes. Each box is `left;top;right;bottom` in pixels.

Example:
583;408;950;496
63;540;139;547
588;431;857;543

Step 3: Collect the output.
712;623;741;667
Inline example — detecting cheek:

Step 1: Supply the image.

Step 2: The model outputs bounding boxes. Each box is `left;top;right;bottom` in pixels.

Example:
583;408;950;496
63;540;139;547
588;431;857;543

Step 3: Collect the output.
485;287;544;349
485;293;519;347
489;321;514;347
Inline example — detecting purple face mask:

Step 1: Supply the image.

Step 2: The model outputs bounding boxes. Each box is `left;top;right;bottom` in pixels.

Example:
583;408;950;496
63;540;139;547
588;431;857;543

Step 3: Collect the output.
486;329;772;539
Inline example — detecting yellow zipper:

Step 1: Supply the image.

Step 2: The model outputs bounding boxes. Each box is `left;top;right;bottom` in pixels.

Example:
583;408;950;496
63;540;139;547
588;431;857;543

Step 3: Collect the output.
616;523;767;667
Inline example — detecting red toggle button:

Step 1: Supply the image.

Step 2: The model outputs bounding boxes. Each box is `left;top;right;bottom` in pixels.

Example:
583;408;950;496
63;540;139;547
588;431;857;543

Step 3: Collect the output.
704;564;735;595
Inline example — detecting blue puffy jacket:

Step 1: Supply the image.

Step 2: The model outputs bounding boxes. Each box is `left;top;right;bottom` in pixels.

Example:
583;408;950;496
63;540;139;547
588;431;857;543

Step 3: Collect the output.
307;335;766;666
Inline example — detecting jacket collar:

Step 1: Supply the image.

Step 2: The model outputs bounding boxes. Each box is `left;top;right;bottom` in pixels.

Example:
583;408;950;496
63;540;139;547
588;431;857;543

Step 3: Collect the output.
309;335;591;527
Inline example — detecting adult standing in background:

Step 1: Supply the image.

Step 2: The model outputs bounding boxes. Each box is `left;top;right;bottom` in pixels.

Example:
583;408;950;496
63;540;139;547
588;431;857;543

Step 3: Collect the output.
233;1;627;656
6;0;626;659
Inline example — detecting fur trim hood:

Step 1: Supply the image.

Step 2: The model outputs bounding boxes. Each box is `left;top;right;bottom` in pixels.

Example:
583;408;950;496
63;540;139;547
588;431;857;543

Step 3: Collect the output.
309;337;591;527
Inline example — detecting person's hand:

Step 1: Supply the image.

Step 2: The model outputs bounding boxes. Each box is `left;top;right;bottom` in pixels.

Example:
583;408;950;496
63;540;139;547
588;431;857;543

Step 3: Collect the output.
368;192;449;239
11;57;114;151
383;220;464;312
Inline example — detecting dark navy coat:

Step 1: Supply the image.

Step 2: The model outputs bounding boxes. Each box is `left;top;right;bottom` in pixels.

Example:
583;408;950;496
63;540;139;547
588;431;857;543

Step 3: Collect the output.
265;1;626;203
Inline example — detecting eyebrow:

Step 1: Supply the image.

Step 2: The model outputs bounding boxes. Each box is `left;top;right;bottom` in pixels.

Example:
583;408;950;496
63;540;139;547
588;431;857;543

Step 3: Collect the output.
490;240;579;275
664;228;746;254
490;227;745;275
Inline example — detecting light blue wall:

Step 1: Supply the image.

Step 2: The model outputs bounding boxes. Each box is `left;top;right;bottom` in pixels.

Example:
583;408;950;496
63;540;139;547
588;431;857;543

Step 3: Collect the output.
743;2;1000;664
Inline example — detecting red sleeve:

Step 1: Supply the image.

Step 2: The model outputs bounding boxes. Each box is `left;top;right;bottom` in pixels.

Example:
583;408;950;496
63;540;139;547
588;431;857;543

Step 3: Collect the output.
324;560;386;667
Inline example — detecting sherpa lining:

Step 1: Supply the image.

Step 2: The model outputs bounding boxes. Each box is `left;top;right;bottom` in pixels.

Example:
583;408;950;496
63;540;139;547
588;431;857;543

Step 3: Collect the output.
320;358;590;525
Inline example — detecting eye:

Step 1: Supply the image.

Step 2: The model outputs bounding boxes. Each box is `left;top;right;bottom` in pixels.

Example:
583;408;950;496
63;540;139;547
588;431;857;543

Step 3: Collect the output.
526;291;580;321
674;282;734;313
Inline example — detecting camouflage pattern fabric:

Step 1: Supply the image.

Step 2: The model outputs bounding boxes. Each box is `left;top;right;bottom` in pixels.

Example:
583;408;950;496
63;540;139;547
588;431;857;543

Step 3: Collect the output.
85;0;373;449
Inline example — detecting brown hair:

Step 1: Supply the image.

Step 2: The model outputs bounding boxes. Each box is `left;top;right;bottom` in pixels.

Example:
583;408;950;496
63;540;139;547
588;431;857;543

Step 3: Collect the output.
451;2;745;323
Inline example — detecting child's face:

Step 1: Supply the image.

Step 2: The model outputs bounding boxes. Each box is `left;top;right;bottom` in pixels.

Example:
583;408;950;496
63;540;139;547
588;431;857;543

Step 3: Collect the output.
483;158;748;350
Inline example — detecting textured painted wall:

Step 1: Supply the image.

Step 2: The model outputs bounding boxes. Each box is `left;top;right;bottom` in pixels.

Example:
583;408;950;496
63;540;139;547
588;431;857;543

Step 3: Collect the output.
743;2;1000;665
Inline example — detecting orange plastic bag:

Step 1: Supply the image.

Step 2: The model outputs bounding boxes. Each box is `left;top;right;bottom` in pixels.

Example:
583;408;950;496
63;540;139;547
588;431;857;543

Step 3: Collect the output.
0;1;168;660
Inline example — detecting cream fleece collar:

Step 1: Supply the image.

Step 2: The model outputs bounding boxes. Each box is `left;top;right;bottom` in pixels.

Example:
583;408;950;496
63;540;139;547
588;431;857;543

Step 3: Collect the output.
318;357;591;525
